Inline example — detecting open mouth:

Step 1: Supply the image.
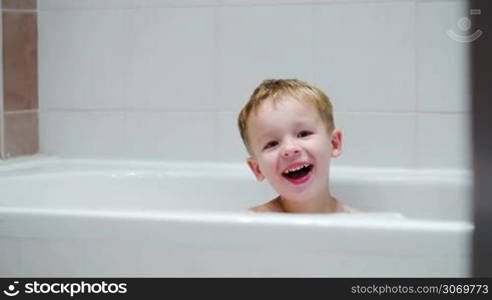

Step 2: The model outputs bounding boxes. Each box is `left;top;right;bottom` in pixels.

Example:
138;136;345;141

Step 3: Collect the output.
282;163;314;183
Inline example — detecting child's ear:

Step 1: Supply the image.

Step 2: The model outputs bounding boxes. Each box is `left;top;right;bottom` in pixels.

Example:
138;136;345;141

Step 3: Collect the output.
330;129;343;158
247;157;265;181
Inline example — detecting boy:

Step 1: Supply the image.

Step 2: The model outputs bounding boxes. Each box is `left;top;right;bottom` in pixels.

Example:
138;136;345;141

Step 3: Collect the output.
237;79;357;213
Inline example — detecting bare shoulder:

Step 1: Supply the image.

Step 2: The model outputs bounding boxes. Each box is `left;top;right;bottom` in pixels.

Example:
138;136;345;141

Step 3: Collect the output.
341;204;361;214
249;197;284;213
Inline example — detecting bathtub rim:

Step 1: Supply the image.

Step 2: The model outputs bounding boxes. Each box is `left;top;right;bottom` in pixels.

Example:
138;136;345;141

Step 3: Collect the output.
0;155;472;181
0;155;473;223
0;206;473;233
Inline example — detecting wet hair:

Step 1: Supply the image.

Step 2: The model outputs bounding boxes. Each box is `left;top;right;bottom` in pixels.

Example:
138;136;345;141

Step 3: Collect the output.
238;79;335;155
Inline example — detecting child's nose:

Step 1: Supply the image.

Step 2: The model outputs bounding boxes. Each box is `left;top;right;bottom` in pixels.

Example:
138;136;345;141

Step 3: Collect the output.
281;143;301;158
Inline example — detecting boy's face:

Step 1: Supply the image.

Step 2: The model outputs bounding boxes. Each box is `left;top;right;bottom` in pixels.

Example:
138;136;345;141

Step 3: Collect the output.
246;96;342;203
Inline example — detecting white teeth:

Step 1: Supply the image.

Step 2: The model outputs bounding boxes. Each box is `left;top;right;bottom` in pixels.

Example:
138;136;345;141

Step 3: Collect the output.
284;164;310;174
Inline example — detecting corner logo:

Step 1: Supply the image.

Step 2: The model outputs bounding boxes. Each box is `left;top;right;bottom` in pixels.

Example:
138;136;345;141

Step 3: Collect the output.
447;9;483;43
3;281;20;297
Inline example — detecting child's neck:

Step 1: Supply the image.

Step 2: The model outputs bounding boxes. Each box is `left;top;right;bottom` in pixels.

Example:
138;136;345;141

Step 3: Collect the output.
278;188;340;213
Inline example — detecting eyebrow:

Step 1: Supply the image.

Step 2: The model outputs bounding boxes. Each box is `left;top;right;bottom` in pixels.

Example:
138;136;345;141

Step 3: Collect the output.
257;132;276;144
257;121;313;141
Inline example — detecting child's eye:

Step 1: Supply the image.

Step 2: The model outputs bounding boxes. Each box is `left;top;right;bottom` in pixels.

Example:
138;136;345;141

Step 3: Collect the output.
298;130;312;138
264;141;278;150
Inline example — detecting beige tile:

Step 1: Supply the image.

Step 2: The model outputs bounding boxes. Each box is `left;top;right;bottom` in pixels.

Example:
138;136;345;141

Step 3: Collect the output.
2;0;37;10
3;11;38;111
4;111;38;157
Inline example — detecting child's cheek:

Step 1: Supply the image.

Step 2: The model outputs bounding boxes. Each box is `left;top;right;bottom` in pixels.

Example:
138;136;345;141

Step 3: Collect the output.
266;152;279;171
259;152;274;168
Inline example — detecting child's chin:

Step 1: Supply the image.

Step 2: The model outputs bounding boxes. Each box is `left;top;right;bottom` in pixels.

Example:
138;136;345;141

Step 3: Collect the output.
281;183;319;199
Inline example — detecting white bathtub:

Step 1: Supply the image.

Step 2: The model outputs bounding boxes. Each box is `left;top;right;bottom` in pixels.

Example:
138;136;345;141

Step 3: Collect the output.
0;156;473;277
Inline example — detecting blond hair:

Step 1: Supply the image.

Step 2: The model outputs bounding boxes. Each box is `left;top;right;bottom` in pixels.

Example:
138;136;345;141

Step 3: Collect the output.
238;79;335;155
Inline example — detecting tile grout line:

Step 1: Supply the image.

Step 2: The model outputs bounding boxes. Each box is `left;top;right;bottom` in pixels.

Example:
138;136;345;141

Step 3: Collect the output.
38;108;468;115
4;109;38;115
34;0;458;11
30;0;466;12
2;9;37;13
311;4;315;84
213;6;218;108
213;5;221;160
413;0;420;168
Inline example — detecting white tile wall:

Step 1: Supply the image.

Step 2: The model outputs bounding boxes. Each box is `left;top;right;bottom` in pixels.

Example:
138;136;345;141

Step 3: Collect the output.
416;113;471;169
124;111;218;160
38;0;472;169
0;9;3;159
38;0;221;10
126;8;216;111
313;1;416;112
416;0;471;113
0;6;3;116
39;7;217;112
38;0;438;11
40;111;126;157
217;111;249;161
217;5;314;112
334;112;416;167
39;9;139;110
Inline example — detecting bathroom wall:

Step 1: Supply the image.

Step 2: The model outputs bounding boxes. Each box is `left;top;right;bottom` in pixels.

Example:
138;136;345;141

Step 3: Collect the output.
0;3;2;159
0;0;38;159
37;0;471;169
